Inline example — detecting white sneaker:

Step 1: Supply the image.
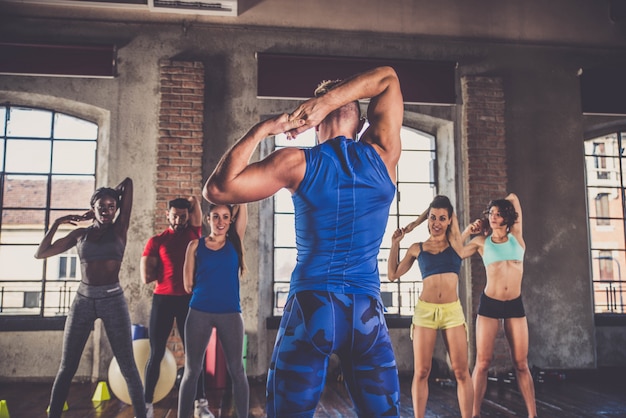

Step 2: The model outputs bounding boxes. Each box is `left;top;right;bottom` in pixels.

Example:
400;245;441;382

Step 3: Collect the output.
194;398;215;418
145;402;154;418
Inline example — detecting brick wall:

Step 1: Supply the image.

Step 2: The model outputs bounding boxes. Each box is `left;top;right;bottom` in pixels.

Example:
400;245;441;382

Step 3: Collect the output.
461;75;510;373
157;60;205;366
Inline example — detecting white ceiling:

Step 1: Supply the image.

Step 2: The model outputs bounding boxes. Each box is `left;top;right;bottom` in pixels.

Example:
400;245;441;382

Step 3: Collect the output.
1;0;625;48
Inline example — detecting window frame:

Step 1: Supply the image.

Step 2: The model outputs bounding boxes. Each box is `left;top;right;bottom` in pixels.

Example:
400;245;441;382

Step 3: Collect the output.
584;130;626;320
267;123;441;327
0;98;107;331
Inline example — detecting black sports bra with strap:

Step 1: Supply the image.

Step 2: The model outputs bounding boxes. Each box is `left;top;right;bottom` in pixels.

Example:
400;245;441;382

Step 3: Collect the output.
76;225;125;263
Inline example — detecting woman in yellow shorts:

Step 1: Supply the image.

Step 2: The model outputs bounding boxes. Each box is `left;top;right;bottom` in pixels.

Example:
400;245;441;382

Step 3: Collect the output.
388;195;473;418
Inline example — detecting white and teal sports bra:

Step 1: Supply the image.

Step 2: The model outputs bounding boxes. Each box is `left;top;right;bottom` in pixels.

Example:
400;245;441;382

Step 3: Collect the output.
482;233;524;266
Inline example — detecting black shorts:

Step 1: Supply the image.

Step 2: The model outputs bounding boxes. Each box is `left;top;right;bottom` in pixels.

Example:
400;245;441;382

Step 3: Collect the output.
477;292;525;319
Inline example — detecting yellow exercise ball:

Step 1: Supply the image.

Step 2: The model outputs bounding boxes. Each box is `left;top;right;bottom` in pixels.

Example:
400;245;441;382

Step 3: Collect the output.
108;338;177;405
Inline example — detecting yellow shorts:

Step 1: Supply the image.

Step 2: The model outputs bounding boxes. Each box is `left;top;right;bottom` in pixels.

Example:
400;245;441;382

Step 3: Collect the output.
410;299;466;339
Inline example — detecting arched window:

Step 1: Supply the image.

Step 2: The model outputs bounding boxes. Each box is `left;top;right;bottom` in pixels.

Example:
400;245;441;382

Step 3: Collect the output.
271;126;437;316
0;105;97;317
584;131;626;314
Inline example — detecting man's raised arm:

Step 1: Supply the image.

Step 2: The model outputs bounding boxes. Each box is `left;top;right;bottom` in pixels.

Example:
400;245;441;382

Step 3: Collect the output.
203;114;305;204
287;66;403;178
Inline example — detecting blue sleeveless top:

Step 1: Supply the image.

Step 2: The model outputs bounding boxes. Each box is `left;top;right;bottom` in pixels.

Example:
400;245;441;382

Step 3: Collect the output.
289;136;396;299
190;238;241;313
417;242;462;279
482;233;524;266
76;225;125;263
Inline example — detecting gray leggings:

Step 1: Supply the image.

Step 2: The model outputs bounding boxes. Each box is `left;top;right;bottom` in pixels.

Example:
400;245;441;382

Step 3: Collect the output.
48;282;146;418
178;309;249;418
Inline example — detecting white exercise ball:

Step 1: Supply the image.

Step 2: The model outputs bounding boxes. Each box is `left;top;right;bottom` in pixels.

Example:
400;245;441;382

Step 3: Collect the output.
108;338;177;404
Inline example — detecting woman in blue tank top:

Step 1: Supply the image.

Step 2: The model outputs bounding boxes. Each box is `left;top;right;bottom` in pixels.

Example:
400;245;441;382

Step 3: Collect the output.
178;203;248;418
34;177;147;418
388;195;473;418
463;193;537;418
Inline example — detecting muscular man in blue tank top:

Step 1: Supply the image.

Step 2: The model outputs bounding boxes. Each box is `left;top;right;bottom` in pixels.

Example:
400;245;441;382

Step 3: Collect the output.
204;66;404;417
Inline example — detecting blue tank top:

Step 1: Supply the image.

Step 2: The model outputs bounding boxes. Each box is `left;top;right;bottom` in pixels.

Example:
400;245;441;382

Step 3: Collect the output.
289;136;396;299
76;225;125;263
482;233;525;266
189;238;241;313
417;242;462;279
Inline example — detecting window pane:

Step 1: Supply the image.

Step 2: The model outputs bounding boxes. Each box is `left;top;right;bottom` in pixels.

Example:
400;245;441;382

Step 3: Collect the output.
274;213;295;247
45;249;82;282
589;218;626;251
1;210;46;244
590;247;626;314
54;113;97;140
52;141;96;174
275;129;316;148
273;282;290;316
397;183;436;216
7;108;53;138
585;155;618;186
0;282;42;315
43;281;79;316
3;175;48;209
0;107;6;135
5;139;51;173
381;215;400;251
401;217;431;244
0;138;4;172
50;176;95;209
399;280;423;315
274;188;294;213
398;150;435;182
586;187;622;224
59;256;67;278
274;248;296;284
401;128;435;151
0;244;42;280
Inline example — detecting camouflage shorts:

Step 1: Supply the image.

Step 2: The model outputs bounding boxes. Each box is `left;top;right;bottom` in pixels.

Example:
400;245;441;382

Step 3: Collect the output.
266;290;400;417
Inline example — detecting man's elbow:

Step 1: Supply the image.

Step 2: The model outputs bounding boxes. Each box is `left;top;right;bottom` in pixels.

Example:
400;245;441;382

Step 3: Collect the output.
203;181;232;205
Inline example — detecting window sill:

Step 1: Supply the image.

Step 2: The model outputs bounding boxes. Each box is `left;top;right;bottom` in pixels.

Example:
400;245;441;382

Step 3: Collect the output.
0;316;67;331
594;313;626;326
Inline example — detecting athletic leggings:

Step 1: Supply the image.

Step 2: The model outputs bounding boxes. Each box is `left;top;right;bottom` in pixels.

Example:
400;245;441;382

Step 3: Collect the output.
144;294;205;403
266;290;400;418
178;309;249;418
48;282;146;418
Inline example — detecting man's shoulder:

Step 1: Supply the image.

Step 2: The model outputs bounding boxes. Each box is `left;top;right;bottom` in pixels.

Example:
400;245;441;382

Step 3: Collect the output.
158;226;200;239
146;227;174;243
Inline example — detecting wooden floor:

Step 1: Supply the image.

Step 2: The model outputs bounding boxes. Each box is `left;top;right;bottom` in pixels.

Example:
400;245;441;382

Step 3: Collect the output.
2;368;626;417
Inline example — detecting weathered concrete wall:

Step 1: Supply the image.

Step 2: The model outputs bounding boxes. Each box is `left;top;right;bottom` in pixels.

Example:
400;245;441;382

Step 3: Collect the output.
596;326;626;366
0;4;625;382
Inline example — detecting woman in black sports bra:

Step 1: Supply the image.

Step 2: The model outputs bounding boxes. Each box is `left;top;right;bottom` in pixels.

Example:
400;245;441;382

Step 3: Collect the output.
35;177;147;418
388;195;473;418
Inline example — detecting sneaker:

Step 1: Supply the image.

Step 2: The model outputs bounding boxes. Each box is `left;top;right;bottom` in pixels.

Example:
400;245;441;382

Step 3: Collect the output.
194;398;215;418
146;403;154;418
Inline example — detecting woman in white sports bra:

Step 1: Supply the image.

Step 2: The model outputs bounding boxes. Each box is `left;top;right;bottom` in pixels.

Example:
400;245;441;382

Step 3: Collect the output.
463;193;537;418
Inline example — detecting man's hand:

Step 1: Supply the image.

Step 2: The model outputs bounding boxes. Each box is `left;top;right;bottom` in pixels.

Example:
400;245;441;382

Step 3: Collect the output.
285;97;328;139
268;113;307;139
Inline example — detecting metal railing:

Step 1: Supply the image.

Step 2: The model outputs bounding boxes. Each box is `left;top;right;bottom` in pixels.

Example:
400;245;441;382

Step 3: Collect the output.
0;279;79;316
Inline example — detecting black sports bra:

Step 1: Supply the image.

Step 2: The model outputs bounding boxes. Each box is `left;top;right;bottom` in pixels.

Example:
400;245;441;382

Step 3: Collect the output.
76;225;125;263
